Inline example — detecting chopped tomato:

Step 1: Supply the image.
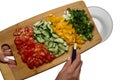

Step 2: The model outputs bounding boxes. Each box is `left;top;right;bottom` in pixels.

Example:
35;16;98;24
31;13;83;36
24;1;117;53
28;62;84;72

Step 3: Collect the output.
13;26;56;69
13;28;23;36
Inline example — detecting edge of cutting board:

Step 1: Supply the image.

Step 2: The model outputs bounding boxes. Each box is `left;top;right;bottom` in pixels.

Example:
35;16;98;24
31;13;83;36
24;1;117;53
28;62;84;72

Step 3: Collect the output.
0;1;102;80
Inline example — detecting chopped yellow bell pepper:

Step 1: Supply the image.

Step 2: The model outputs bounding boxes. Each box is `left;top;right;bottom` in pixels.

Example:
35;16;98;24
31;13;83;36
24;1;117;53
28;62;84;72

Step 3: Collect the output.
46;14;85;48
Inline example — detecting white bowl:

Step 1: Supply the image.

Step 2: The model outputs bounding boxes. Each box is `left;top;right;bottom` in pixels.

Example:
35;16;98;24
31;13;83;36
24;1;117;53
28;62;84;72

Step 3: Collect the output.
88;6;113;42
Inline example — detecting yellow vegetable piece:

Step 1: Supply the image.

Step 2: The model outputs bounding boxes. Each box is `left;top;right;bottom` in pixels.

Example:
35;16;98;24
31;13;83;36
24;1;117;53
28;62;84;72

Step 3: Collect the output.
46;14;85;48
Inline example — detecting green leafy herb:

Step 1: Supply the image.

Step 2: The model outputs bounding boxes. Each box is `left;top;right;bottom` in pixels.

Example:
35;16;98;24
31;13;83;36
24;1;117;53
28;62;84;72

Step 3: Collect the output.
64;8;94;41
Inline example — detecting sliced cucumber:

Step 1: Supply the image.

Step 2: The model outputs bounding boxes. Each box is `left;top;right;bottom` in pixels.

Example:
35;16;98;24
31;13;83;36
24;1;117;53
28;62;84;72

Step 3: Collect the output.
48;41;53;48
34;21;44;27
48;48;58;55
49;37;54;41
54;38;64;43
58;44;69;51
34;30;41;34
47;24;53;33
59;49;65;55
52;33;59;38
52;43;56;48
34;20;69;57
36;36;45;43
41;30;50;38
63;42;67;46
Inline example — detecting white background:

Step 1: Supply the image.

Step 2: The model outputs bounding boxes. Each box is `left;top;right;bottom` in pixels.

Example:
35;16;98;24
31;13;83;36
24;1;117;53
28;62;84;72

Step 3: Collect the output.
0;0;120;80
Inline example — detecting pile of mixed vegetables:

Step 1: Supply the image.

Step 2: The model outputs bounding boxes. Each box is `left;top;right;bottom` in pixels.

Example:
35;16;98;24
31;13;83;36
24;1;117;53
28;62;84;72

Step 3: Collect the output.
13;8;94;69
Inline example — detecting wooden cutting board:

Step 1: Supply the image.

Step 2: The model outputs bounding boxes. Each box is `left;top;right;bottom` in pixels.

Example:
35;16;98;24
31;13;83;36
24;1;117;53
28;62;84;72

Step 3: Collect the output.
0;1;102;80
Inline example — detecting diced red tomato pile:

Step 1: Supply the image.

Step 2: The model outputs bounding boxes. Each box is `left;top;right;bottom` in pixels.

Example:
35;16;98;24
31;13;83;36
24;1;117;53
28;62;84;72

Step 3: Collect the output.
13;26;55;69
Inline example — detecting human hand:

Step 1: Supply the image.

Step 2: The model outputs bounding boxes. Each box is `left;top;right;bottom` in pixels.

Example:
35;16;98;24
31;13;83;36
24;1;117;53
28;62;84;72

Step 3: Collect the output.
56;51;82;80
0;44;16;69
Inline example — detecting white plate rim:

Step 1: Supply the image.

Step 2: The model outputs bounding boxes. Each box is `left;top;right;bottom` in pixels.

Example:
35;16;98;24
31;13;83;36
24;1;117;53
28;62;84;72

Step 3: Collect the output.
88;6;113;42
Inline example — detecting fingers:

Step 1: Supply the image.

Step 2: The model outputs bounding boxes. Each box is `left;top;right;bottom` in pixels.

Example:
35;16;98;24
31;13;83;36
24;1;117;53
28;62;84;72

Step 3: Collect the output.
0;44;16;69
75;60;83;76
1;44;10;51
8;64;17;69
3;56;10;62
62;50;82;72
70;52;81;71
56;49;82;80
0;54;7;63
61;57;71;72
4;49;13;56
72;53;82;80
8;59;17;65
73;63;82;80
0;54;16;64
1;44;13;56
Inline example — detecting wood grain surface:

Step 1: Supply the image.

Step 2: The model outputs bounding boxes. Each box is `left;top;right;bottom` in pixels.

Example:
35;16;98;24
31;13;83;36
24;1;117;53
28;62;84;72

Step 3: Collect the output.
0;1;102;80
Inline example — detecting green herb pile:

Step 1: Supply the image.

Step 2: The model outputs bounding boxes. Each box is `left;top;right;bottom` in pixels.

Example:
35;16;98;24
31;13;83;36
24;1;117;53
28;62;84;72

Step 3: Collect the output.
64;8;94;41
